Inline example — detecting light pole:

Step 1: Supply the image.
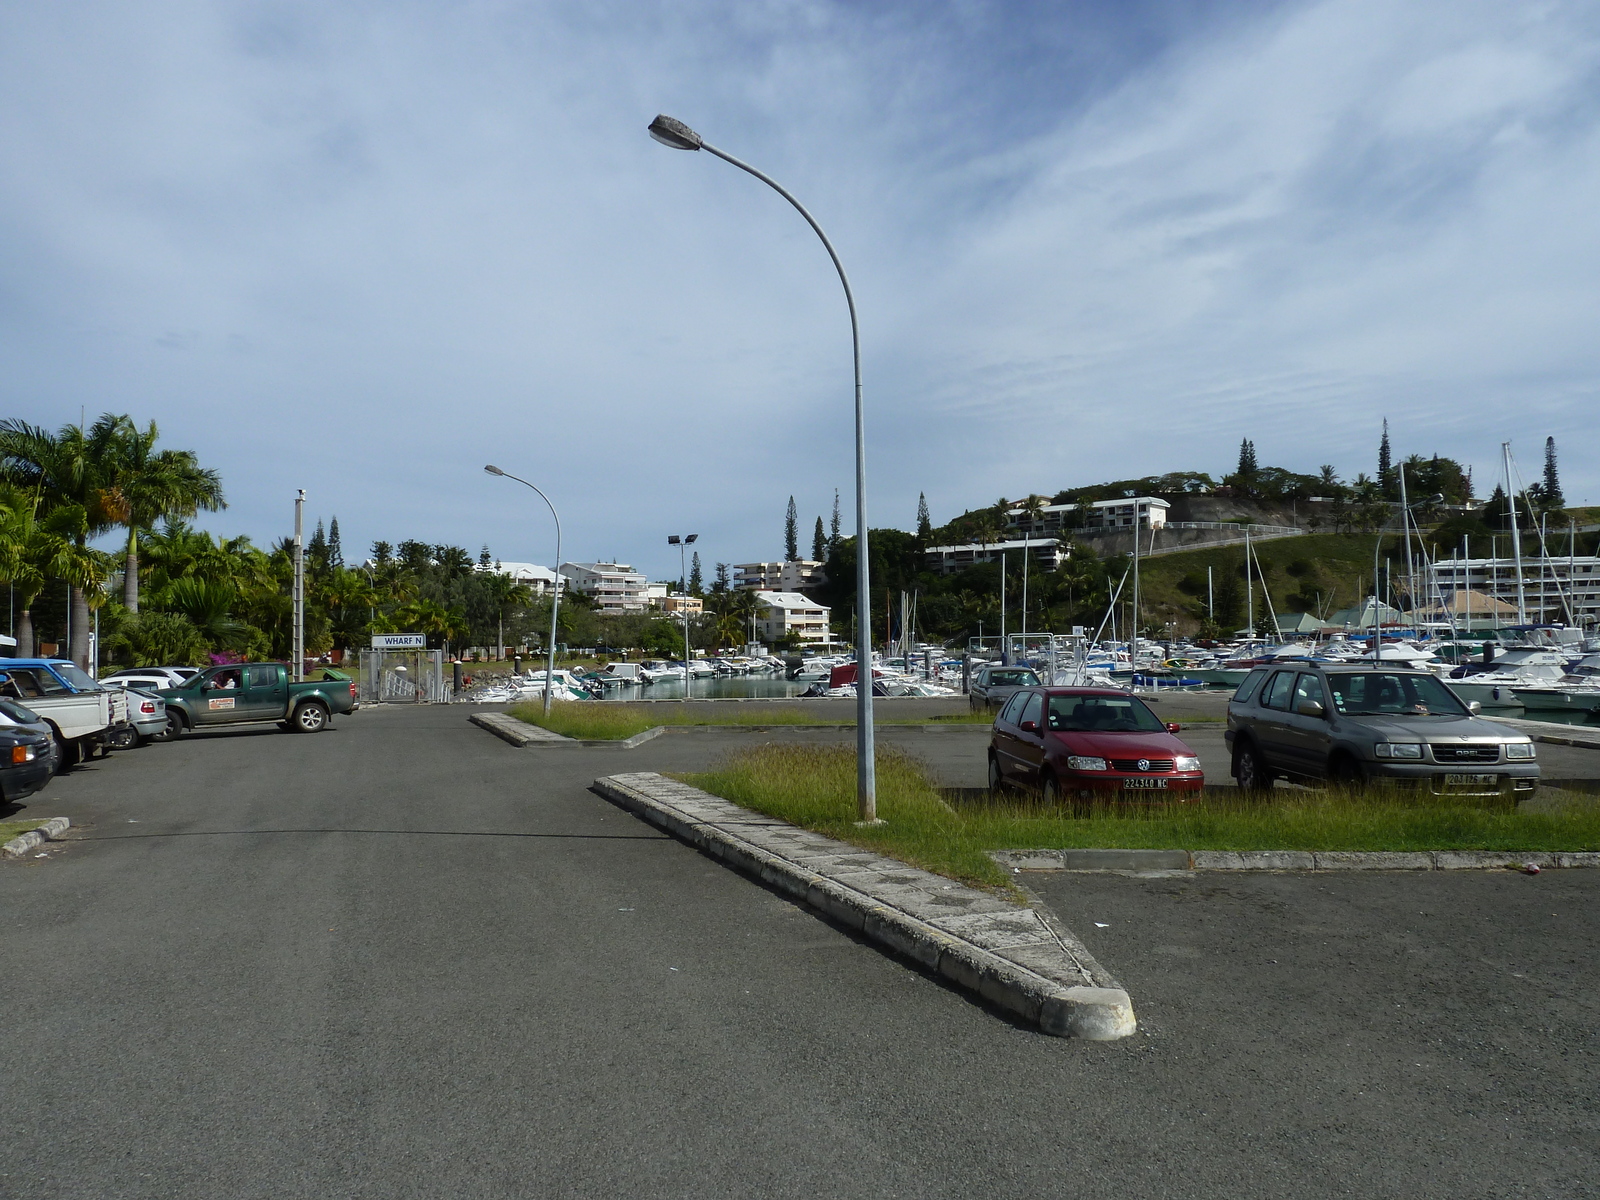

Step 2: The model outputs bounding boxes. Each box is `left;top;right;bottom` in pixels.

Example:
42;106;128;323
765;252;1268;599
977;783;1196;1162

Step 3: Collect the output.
668;533;698;702
484;465;562;716
647;114;879;822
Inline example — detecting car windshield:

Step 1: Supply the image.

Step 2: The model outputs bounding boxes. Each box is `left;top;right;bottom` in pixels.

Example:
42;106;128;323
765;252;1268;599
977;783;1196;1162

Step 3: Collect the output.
0;698;41;725
1048;695;1165;733
989;670;1040;686
54;662;105;691
1327;672;1468;717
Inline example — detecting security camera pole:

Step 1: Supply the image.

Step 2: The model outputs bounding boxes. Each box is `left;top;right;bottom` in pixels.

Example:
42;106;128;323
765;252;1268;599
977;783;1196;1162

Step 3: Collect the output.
647;114;879;822
668;533;699;703
292;489;305;682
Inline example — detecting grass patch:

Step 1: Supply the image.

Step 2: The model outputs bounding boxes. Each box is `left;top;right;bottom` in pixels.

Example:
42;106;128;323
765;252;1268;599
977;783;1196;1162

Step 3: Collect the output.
682;745;1600;890
509;702;990;740
0;819;46;845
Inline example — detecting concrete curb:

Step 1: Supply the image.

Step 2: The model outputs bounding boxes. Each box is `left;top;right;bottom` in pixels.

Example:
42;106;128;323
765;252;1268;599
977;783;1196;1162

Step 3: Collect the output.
469;712;575;746
991;847;1600;872
593;772;1136;1041
470;716;986;750
1482;714;1600;752
3;816;71;858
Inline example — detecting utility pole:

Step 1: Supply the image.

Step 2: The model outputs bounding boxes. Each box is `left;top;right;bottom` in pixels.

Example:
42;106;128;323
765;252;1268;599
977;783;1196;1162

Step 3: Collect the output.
1245;525;1253;639
293;490;305;682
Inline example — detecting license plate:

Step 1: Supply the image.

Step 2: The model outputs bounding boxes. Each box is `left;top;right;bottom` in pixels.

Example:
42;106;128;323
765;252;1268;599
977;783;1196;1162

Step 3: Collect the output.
1122;777;1168;790
1443;773;1499;786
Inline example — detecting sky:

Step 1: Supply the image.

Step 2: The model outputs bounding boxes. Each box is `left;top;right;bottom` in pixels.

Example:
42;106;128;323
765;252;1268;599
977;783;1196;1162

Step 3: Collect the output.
3;0;1598;582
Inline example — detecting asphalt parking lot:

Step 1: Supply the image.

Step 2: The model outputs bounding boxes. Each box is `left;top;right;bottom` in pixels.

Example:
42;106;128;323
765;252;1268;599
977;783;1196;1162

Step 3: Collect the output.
2;705;1597;1198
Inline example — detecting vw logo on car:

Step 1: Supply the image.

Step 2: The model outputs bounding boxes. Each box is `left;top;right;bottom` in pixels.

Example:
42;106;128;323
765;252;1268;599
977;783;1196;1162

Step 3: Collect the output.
1137;758;1150;772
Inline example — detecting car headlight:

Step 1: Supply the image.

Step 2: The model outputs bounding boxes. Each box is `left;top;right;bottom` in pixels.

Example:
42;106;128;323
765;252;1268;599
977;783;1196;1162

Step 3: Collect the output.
1175;755;1202;773
1374;742;1423;760
1066;755;1109;772
1505;741;1536;760
10;745;34;764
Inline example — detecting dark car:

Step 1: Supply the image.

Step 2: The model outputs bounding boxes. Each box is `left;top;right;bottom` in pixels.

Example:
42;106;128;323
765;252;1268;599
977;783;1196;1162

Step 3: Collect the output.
969;664;1042;712
988;687;1204;805
0;697;59;804
1225;662;1540;796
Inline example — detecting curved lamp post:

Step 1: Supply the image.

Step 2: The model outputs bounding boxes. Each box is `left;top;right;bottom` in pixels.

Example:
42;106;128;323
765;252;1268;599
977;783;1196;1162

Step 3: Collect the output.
647;114;878;822
485;465;562;715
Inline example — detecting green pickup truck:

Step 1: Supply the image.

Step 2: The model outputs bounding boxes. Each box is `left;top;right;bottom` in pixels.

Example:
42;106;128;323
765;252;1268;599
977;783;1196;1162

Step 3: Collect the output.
157;663;358;738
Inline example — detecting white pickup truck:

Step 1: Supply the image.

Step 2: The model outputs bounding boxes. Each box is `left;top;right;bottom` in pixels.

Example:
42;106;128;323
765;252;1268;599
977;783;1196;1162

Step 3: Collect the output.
0;658;126;768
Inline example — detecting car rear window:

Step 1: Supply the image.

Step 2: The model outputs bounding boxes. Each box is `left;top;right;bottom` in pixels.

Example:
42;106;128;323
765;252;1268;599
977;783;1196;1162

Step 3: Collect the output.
989;669;1040;687
1261;671;1296;711
1233;669;1268;704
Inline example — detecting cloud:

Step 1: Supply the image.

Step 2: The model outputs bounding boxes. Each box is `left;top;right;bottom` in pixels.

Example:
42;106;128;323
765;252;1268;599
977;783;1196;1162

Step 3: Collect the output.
0;0;1596;581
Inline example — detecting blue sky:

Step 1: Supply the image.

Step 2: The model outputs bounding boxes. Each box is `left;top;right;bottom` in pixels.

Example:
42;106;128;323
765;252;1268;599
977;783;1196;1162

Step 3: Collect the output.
2;0;1597;580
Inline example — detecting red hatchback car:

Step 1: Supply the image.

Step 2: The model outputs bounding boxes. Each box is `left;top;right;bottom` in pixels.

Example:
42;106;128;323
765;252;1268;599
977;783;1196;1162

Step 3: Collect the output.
988;687;1205;804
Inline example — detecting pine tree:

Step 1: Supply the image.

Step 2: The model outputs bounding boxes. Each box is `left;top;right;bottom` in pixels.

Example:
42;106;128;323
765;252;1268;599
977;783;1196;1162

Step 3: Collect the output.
328;516;343;568
1486;483;1511;532
712;562;730;594
689;551;703;595
1542;437;1564;509
784;496;799;561
916;492;932;540
479;544;492;568
1378;419;1393;495
812;516;826;562
829;489;841;551
307;520;328;574
1237;438;1258;478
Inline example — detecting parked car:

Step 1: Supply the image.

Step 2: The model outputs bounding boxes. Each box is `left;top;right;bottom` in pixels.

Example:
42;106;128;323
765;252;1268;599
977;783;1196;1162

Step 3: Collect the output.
969;664;1042;712
0;697;59;802
989;686;1204;805
158;662;357;737
0;659;125;769
1225;662;1540;796
106;688;167;750
104;671;184;694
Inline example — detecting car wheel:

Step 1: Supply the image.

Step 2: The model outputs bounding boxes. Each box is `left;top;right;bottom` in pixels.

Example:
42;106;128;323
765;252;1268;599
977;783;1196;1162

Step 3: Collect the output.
1040;772;1061;809
161;712;186;740
53;730;78;773
107;726;137;752
1329;752;1366;793
292;701;329;733
988;753;1009;796
1233;741;1270;794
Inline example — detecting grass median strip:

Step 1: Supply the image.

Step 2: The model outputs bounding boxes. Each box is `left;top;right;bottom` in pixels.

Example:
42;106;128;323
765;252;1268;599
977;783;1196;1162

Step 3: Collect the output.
509;701;990;741
680;745;1600;890
0;819;47;845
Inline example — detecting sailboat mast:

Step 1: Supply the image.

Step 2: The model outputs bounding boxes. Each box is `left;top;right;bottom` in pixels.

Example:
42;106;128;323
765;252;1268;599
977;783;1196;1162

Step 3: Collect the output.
1503;441;1527;623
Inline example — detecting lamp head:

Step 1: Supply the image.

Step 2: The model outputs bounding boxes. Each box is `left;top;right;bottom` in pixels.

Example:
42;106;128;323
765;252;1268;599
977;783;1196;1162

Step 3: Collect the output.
667;535;681;545
484;465;504;476
648;115;702;151
685;533;699;544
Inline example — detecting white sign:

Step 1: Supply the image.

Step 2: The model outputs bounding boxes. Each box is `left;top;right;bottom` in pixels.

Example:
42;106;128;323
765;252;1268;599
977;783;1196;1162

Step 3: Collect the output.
371;633;427;649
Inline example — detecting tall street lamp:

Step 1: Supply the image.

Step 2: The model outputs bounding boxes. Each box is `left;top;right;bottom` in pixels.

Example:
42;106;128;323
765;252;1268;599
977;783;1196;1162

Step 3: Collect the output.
648;114;879;822
667;533;698;702
484;465;562;716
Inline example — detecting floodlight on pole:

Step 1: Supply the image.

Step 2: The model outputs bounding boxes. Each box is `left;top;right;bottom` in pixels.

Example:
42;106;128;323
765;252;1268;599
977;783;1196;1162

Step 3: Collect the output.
484;465;562;716
647;113;879;823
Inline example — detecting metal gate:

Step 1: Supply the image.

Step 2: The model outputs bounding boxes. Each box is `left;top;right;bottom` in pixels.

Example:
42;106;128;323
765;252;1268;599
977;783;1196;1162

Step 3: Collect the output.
359;649;450;704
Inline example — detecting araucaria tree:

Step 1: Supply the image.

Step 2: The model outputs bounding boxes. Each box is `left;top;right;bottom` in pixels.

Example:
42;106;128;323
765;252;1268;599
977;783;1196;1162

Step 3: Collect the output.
812;516;826;562
1541;437;1564;510
1378;419;1393;496
689;551;703;596
784;496;799;561
829;489;841;552
916;493;932;540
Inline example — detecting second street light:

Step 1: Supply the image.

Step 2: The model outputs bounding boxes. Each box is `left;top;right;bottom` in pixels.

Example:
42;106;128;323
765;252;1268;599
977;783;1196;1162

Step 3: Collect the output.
667;533;698;703
648;113;880;823
484;465;562;716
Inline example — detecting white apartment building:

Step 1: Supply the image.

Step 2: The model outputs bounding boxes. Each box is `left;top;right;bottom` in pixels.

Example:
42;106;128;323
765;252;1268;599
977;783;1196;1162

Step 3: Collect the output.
1006;497;1171;536
559;562;649;612
734;561;827;591
1429;556;1600;626
923;539;1063;576
479;561;562;595
754;591;834;647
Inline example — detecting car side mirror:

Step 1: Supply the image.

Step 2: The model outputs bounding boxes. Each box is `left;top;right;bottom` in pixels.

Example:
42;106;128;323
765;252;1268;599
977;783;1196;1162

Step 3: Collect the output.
1019;719;1040;734
1297;700;1326;718
1468;700;1481;714
1166;722;1182;734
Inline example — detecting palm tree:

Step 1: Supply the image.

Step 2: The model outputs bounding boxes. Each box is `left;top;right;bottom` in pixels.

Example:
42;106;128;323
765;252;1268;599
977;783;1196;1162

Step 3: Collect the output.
0;487;104;656
101;417;225;613
0;417;120;666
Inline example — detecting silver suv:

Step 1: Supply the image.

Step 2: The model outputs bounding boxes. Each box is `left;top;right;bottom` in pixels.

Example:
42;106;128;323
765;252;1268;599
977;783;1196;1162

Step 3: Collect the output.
1226;662;1539;797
